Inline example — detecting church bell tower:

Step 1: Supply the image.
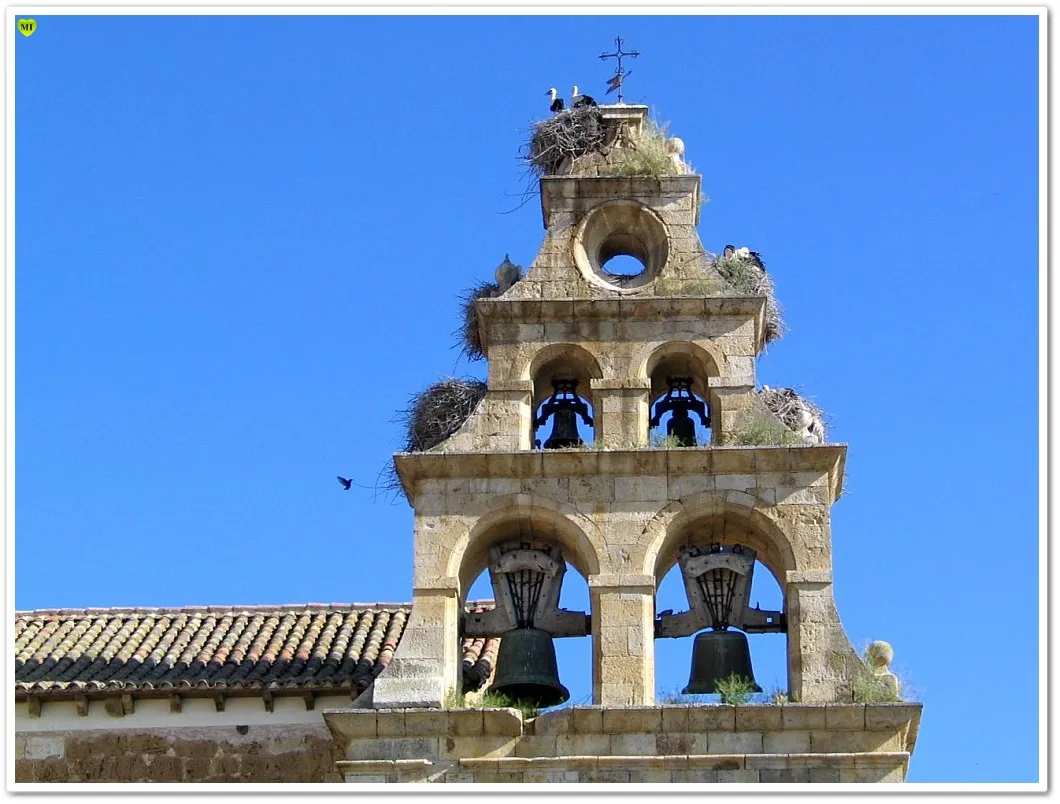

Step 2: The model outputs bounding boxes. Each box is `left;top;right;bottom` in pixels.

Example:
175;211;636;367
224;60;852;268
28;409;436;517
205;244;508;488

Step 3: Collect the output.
325;88;922;784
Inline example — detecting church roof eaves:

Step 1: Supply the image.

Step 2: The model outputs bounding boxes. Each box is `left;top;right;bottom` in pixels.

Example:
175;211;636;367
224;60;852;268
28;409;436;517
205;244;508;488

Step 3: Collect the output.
15;601;498;701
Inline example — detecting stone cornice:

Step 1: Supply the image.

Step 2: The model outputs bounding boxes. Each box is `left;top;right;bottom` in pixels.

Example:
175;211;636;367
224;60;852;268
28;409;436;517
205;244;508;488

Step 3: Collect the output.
477;295;764;323
540;174;703;228
476;295;766;354
394;444;847;503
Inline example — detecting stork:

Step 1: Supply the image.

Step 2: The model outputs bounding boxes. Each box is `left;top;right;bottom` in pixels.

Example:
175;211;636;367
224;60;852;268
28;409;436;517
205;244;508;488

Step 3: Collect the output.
571;85;597;108
546;87;564;113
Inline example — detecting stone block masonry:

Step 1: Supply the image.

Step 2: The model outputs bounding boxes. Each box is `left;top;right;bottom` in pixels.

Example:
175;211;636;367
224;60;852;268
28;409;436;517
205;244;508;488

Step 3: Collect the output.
326;703;922;784
15;723;343;783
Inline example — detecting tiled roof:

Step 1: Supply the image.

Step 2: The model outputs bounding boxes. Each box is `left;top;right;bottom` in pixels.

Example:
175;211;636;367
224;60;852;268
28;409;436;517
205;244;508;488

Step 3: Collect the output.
15;602;499;700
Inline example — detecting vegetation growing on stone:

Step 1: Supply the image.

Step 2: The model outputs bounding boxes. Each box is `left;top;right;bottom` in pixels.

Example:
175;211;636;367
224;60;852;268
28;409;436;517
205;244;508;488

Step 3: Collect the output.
607;118;676;178
714;673;758;705
727;409;805;447
525;108;682;180
445;687;539;719
759;386;827;444
851;672;902;704
650;433;686;449
714;253;784;345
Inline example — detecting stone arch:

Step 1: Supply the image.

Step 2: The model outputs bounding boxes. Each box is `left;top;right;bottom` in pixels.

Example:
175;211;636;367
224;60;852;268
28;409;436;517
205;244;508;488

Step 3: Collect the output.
642;491;797;588
449;495;603;600
640;340;723;405
525;342;605;410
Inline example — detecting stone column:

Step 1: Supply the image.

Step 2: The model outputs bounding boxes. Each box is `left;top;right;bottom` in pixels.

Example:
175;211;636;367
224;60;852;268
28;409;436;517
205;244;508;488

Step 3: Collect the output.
590;378;650;448
485;386;534;451
589;576;656;706
707;376;755;445
785;570;863;703
372;582;461;709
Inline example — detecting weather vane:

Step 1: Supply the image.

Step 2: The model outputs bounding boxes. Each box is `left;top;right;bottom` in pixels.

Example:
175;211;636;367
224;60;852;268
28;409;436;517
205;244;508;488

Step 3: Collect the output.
599;35;640;104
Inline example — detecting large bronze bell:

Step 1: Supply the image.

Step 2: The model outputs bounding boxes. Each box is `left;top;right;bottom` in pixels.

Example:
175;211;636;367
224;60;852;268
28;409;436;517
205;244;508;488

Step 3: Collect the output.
668;411;697;447
489;627;570;707
543;409;582;450
682;629;762;695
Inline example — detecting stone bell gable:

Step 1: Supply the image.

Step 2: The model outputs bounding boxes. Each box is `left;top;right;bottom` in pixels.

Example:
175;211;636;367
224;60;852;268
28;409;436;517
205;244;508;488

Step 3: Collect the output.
342;101;922;784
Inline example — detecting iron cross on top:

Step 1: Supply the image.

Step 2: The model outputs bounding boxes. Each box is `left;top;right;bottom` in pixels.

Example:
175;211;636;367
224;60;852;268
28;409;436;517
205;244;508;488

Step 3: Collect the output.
599;36;640;103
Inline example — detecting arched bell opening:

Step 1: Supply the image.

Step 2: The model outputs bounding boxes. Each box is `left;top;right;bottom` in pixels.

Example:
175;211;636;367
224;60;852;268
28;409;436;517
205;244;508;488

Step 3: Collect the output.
464;558;591;708
652;513;792;701
645;343;720;447
654;556;786;701
529;346;602;450
458;514;595;711
649;377;712;447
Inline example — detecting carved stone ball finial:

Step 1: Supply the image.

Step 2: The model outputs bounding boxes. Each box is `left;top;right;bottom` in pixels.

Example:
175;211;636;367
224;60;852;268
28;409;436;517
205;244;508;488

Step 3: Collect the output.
866;641;900;699
866;640;894;669
666;137;688;173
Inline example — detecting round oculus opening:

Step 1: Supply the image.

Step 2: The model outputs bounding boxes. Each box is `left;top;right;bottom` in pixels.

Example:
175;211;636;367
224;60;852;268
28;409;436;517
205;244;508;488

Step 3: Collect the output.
572;201;669;291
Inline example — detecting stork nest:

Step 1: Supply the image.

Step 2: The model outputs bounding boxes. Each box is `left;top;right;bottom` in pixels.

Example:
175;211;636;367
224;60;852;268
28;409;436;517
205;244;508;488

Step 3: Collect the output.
525;106;609;178
759;386;827;444
400;378;488;453
713;254;785;346
457;280;501;361
381;378;489;501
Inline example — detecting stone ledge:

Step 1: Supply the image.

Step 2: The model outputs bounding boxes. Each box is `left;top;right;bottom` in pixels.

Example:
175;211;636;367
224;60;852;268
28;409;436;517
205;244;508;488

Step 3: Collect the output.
396;446;847;493
476;296;763;325
786;570;833;585
458;751;909;773
336;759;434;773
590;378;652;391
487;379;533;393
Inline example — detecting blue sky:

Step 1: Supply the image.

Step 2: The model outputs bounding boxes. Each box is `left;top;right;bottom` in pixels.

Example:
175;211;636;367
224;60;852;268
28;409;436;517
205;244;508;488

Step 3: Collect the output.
14;13;1040;784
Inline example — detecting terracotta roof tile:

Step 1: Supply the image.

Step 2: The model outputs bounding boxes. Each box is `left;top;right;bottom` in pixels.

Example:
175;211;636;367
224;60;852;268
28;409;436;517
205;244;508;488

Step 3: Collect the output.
15;602;498;700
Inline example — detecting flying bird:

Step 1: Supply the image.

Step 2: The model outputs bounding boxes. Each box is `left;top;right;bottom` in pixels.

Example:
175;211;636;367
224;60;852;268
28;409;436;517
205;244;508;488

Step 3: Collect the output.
571;85;597;108
336;476;353;491
546;87;564;113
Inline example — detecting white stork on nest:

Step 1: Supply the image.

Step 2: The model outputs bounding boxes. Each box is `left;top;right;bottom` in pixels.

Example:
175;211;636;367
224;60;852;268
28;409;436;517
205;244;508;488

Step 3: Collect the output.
724;245;767;272
546;87;564;113
571;85;597;108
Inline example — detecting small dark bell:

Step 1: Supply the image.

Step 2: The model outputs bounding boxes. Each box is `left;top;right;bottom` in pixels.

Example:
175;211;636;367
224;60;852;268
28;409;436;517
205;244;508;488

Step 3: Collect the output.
683;630;762;695
489;627;570;708
543;409;582;450
668;415;697;447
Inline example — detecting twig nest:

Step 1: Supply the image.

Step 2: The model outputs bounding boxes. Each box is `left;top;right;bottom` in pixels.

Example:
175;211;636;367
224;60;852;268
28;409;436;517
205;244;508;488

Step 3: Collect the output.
758;386;827;444
400;378;488;453
713;253;784;345
457;258;523;361
458;281;502;361
526;106;608;177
